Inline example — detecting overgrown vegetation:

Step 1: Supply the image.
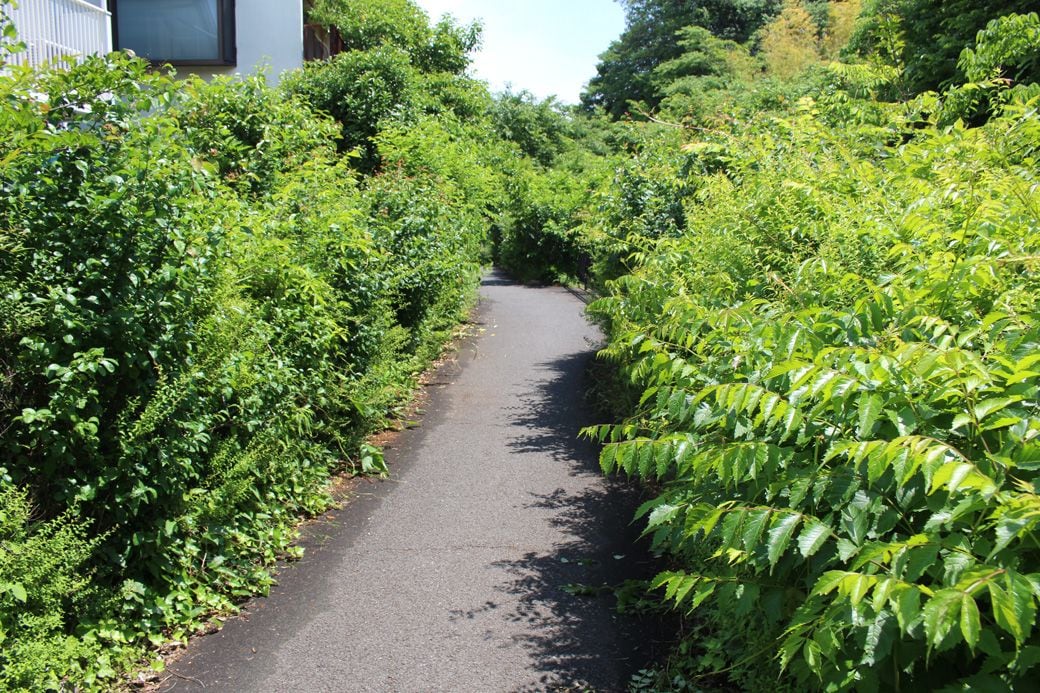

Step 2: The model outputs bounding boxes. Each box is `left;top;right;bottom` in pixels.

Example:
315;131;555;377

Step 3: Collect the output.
4;0;1040;689
0;0;520;687
512;0;1040;690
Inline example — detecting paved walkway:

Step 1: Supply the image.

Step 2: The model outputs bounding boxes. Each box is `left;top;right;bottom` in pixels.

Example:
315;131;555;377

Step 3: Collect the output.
162;270;653;692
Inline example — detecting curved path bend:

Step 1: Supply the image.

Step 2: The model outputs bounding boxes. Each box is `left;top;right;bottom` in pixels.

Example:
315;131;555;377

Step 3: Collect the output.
162;270;655;692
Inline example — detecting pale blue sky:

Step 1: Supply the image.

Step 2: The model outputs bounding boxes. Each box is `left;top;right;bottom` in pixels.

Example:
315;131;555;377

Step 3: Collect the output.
412;0;625;103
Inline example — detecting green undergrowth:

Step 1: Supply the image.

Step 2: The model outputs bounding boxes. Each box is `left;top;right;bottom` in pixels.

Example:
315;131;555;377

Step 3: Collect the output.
0;1;499;681
592;23;1040;693
508;6;1040;691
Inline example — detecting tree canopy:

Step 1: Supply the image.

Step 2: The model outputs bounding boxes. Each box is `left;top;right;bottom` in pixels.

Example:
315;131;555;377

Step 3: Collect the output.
852;0;1040;92
581;0;784;118
308;0;481;75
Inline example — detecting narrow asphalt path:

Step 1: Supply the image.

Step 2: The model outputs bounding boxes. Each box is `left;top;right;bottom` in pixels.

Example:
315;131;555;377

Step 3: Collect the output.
161;270;655;692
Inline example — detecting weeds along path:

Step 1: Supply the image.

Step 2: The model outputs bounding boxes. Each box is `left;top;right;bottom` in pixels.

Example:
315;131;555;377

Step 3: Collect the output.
161;269;656;692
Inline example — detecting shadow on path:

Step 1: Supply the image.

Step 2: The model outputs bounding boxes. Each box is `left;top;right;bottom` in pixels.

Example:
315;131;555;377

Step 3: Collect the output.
493;350;666;691
480;275;524;287
158;271;670;692
505;350;602;463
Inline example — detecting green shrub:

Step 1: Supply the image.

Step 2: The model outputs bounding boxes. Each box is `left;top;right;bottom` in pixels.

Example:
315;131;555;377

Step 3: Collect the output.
0;487;108;691
495;161;586;282
281;46;420;163
586;76;1040;691
0;34;493;686
307;0;480;75
0;55;226;516
174;73;338;195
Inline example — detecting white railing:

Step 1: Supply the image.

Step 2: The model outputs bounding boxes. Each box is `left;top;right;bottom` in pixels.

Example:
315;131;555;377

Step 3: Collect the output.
5;0;111;68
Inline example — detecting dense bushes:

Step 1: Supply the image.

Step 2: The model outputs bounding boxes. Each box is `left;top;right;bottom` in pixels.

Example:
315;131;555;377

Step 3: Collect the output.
590;93;1040;689
0;5;495;681
559;11;1040;692
5;0;1040;688
485;2;1040;689
494;160;591;283
850;0;1040;93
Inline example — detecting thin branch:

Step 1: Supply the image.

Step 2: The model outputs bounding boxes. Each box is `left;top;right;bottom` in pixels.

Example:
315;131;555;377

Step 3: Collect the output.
631;105;730;136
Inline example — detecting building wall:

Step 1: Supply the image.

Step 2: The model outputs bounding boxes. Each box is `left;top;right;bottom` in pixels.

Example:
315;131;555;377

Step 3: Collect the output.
4;0;112;68
183;0;303;84
5;0;304;83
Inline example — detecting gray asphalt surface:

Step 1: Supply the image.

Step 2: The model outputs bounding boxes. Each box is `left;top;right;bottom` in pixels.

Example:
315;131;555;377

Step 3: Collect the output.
160;270;656;692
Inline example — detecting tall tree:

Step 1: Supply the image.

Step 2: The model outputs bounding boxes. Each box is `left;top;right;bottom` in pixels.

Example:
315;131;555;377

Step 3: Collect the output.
581;0;781;118
308;0;481;75
581;1;699;118
695;0;787;40
853;0;1038;92
759;0;821;79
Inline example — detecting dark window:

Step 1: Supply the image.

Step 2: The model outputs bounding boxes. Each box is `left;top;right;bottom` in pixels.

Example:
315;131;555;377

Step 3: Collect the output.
303;23;343;62
113;0;236;66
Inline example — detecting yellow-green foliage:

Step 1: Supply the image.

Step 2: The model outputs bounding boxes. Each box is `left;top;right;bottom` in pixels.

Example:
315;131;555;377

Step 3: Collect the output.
822;0;863;58
0;0;500;683
760;0;823;79
0;488;106;690
583;48;1040;693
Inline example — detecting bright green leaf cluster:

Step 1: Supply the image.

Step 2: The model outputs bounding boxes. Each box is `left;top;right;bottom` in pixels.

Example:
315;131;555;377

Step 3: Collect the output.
0;1;503;680
581;36;1040;693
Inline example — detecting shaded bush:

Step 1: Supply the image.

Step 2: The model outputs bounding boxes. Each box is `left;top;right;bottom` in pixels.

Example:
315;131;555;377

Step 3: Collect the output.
585;58;1040;693
0;41;492;687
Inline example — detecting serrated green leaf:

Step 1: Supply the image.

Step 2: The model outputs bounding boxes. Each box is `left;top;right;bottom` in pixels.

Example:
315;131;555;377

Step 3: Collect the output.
656;440;675;477
991;511;1035;558
980;416;1021;432
697;506;726;537
689;581;716;609
767;513;801;567
637;441;655;477
1013;443;1040;471
974;396;1020;421
635;498;663;521
639;386;659;405
668;390;685;420
961;593;981;651
812;570;849;597
866;445;893;484
890;585;920;632
848;574;876;606
871;577;896;613
929;461;996;495
836;538;860;561
651;570;682;591
1006;370;1039;385
647;503;680;530
899;543;939;582
988;581;1023;642
720;508;747;550
857;393;883;438
673;575;699;605
923;589;962;649
780;406;802;441
1006;572;1037;644
861;610;892;666
797;519;831;558
599;444;618;474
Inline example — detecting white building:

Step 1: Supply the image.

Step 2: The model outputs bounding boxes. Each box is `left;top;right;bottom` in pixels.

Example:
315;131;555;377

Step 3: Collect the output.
5;0;310;84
